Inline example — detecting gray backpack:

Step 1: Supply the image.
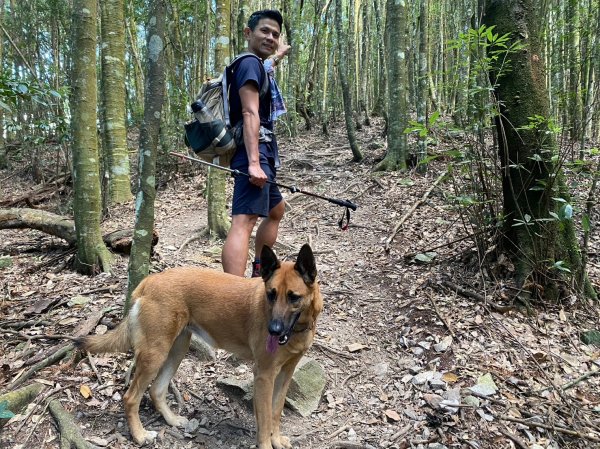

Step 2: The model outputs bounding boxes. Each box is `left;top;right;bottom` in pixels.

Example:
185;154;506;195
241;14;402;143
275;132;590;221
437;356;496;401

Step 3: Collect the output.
184;53;270;165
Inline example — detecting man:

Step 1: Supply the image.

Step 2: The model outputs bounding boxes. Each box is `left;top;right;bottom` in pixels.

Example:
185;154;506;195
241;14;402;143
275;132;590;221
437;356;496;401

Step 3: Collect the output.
222;10;290;277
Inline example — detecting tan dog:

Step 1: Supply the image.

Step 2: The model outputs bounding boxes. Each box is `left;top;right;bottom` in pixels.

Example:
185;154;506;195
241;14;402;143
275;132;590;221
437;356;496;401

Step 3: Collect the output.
76;244;322;449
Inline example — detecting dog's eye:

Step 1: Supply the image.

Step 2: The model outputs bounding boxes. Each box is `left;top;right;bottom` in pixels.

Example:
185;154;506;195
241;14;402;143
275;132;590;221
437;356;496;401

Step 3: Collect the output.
288;293;302;303
267;289;277;303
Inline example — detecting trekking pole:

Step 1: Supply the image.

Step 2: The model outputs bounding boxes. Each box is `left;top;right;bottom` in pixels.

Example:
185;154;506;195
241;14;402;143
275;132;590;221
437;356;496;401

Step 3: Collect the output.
170;152;358;229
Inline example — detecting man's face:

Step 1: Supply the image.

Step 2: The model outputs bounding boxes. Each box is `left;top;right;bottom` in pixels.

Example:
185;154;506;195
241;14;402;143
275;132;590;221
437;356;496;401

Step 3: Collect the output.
245;18;281;59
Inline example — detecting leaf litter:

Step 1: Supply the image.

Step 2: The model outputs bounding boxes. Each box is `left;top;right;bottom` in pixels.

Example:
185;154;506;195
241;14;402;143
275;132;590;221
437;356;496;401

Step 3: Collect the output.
1;119;600;448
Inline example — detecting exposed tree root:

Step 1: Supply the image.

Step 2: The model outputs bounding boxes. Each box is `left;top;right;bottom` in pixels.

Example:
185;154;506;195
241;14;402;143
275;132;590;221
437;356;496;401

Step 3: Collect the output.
48;399;91;449
0;383;44;428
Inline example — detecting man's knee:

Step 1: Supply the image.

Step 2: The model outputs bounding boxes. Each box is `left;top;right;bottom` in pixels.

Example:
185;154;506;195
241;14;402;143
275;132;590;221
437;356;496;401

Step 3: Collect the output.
231;214;259;233
269;200;285;221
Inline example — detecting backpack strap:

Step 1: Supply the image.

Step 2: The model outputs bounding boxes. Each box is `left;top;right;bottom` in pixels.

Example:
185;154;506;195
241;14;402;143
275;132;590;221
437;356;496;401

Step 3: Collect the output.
222;52;270;128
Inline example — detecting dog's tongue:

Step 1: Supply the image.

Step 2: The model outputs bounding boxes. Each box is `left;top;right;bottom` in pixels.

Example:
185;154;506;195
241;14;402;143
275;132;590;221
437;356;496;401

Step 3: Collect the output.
266;335;279;354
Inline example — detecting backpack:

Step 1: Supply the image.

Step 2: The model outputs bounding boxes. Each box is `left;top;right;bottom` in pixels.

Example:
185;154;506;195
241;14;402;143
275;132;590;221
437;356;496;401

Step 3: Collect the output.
184;52;270;165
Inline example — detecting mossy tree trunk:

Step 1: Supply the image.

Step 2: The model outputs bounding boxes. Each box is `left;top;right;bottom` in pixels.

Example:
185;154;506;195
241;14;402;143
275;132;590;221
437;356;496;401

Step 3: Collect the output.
126;0;167;312
334;0;362;162
206;0;231;240
484;0;596;301
100;0;131;206
375;0;408;171
71;0;113;275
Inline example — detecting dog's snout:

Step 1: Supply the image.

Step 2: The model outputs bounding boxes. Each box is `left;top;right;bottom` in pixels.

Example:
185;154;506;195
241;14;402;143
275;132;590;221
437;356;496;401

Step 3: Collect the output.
268;320;284;336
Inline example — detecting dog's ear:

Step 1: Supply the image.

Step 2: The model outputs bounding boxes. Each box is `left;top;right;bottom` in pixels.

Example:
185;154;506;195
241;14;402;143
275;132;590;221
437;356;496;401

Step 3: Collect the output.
260;245;280;281
294;244;317;285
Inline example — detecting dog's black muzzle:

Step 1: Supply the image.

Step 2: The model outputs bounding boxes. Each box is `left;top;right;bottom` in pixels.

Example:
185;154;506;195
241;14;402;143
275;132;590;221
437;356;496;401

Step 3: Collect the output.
269;312;301;346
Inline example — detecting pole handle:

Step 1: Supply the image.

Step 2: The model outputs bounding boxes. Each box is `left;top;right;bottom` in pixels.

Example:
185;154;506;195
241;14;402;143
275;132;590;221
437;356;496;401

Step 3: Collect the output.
328;198;358;211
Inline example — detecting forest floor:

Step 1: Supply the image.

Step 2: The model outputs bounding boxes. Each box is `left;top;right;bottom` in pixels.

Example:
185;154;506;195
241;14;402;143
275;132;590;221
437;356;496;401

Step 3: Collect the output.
1;120;600;449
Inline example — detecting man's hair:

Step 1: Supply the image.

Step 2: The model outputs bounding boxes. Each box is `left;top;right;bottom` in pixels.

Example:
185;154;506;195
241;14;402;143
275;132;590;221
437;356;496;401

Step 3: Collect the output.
248;9;283;31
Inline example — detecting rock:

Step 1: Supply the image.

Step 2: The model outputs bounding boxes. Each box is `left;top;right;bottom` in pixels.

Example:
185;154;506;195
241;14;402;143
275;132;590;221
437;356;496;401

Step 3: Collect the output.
372;362;389;378
428;444;448;449
216;376;253;402
412;347;425;356
418;341;432;350
285;357;327;417
347;428;357;441
429;379;447;390
423;393;443;409
189;335;216;361
184;418;200;433
440;388;460;414
468;373;498;396
434;336;453;353
217;358;326;417
463;395;480;407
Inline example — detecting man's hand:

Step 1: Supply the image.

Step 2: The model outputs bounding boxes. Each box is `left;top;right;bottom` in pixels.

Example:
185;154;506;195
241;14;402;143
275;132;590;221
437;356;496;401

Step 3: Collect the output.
276;43;291;59
248;163;268;188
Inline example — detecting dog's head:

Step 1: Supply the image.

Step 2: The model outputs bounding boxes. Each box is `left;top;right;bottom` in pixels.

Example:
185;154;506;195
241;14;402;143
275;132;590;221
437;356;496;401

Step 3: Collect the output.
260;244;323;353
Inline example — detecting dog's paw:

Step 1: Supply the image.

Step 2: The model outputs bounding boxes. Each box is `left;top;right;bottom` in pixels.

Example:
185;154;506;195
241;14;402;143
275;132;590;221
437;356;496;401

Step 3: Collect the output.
166;414;189;428
133;429;158;446
271;434;292;449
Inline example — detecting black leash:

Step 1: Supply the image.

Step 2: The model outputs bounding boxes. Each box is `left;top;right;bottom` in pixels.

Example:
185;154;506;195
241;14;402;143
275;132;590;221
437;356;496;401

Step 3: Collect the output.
170;152;357;229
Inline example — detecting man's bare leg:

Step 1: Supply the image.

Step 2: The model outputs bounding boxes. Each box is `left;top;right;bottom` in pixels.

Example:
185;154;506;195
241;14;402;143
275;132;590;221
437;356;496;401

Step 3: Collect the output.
222;214;258;276
255;200;285;258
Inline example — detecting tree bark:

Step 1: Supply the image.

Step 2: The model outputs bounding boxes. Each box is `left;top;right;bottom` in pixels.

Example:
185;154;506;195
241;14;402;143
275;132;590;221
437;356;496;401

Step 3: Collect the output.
485;0;596;300
126;0;167;311
100;0;131;205
334;0;362;162
206;0;232;240
70;0;113;275
375;0;408;171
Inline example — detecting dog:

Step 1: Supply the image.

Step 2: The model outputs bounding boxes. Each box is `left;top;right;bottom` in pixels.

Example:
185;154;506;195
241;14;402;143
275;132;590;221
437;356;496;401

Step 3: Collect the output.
76;244;322;449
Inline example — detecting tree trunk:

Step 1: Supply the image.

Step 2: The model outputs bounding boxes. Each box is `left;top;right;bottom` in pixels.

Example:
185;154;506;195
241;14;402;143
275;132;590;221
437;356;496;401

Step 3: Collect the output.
334;0;362;162
100;0;131;206
375;0;408;171
71;0;113;275
416;0;429;172
126;0;167;311
206;0;232;240
485;0;596;301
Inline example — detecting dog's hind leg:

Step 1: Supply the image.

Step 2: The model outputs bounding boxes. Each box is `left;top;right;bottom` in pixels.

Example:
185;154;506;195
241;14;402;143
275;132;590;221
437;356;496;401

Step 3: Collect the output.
149;328;192;428
125;347;171;445
270;355;302;449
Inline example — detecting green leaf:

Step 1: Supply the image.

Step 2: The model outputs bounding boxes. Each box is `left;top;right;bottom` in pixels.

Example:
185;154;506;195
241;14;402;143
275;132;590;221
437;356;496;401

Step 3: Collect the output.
552;261;571;273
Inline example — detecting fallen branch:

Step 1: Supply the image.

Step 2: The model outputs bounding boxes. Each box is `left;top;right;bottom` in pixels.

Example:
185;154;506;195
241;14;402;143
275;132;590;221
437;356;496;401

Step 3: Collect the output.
424;291;456;337
497;415;600;443
561;368;600;391
48;399;92;449
440;279;515;313
8;344;75;390
384;169;449;252
0;208;76;244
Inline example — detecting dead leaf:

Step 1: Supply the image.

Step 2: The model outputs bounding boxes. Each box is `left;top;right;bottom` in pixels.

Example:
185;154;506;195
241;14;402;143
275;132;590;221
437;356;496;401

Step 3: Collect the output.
347;343;368;353
442;372;459;383
80;384;92;399
384;409;401;422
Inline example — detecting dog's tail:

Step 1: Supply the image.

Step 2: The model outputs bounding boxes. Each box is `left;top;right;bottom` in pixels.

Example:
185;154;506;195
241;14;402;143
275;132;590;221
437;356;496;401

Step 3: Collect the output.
75;318;131;354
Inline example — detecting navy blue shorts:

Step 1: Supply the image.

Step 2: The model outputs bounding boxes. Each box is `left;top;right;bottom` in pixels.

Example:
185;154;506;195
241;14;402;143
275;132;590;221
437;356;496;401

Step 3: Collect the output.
231;156;283;217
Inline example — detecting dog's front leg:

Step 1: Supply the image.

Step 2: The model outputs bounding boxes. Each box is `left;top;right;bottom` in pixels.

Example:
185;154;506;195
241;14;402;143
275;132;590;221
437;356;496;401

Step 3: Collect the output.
270;355;301;449
254;365;276;449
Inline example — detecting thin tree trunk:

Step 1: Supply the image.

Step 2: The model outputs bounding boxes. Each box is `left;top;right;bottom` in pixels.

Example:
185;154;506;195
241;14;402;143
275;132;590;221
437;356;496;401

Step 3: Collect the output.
206;0;232;240
71;0;112;275
334;0;362;162
376;0;408;171
126;0;167;311
100;0;131;205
